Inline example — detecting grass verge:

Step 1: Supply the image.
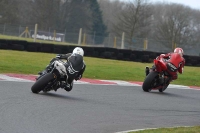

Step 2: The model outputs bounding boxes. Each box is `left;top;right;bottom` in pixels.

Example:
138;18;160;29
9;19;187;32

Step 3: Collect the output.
128;126;200;133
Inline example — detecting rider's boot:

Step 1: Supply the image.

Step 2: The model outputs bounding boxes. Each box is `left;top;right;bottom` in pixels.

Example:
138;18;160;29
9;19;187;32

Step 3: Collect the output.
145;66;150;76
145;65;157;76
64;79;74;92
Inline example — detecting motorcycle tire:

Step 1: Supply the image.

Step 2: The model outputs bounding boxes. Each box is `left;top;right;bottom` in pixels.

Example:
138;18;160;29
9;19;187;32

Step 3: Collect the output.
31;73;54;93
142;71;158;92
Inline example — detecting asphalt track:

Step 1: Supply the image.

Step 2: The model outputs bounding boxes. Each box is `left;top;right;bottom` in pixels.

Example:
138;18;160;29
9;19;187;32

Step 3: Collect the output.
0;79;200;133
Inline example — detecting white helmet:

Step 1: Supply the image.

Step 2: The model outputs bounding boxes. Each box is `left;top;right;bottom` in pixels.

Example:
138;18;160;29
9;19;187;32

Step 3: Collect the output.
72;47;84;56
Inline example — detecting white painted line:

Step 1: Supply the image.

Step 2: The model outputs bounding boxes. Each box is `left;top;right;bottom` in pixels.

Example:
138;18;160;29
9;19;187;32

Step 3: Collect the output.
0;74;33;82
100;80;141;86
115;126;192;133
168;84;190;89
115;128;157;133
168;84;189;88
74;80;90;84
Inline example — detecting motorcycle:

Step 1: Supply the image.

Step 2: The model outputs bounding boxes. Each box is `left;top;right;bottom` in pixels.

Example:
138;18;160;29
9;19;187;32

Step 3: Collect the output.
142;53;182;92
31;59;70;93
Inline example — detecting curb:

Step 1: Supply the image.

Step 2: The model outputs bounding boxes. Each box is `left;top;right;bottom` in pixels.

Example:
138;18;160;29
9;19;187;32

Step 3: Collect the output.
0;73;200;89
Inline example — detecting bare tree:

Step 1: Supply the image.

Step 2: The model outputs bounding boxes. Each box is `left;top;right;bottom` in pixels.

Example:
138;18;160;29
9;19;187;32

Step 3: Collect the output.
0;0;20;24
62;0;92;33
30;0;61;30
57;0;71;30
111;0;153;45
15;0;35;25
188;9;200;45
153;3;193;49
98;0;125;33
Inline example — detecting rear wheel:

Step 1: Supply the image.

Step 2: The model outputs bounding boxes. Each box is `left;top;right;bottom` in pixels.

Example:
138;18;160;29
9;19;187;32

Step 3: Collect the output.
31;73;54;93
142;71;158;92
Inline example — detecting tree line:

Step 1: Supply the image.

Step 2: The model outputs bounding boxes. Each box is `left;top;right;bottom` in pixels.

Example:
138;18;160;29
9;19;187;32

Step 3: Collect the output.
98;0;200;48
0;0;107;44
0;0;200;47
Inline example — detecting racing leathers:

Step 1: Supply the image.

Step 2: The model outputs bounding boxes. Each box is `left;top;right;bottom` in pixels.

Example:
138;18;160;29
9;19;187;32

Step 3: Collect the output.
151;52;185;80
39;53;86;91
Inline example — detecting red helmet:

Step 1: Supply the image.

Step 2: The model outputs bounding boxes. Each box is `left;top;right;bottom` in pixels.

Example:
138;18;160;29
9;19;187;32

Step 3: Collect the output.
174;47;184;56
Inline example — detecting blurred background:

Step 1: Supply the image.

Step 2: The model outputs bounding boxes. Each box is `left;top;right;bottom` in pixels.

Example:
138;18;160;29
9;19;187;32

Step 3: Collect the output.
0;0;199;56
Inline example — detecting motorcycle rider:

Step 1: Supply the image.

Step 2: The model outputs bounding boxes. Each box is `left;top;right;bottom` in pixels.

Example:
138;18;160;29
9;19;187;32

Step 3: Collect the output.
38;47;86;92
146;47;185;80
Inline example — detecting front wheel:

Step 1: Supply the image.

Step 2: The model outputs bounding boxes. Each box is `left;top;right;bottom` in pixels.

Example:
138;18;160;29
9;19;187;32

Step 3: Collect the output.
142;71;158;92
31;73;55;93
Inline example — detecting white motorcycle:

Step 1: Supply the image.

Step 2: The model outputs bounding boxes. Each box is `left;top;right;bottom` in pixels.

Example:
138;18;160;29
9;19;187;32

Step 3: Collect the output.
31;60;72;93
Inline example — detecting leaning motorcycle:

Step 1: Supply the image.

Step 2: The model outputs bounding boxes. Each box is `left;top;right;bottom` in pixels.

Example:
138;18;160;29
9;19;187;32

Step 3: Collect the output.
31;60;70;93
142;53;182;92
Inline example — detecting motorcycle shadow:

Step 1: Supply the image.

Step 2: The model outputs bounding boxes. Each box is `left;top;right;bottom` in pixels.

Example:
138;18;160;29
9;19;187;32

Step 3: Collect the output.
149;91;189;99
36;92;88;102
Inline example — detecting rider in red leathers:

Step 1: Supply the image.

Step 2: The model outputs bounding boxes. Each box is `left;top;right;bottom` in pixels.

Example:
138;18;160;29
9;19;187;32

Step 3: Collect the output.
146;47;185;80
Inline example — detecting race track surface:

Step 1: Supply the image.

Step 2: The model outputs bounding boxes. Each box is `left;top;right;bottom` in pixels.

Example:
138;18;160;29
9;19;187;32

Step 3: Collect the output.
0;75;200;133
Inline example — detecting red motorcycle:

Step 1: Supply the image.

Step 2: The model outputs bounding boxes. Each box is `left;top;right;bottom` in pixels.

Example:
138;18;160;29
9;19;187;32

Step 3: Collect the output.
142;53;182;92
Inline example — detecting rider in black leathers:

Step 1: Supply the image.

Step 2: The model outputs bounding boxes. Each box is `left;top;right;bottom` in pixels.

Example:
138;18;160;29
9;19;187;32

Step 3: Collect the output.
38;47;86;92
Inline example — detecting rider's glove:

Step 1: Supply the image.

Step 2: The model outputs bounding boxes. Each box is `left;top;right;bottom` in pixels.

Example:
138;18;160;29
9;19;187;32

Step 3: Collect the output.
75;75;82;81
56;54;62;58
156;56;160;60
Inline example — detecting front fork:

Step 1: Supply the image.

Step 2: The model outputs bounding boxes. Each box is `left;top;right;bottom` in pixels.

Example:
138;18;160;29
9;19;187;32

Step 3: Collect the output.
43;69;62;92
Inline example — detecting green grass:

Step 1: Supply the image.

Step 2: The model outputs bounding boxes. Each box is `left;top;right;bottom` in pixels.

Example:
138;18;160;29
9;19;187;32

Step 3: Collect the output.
0;50;200;86
129;126;200;133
